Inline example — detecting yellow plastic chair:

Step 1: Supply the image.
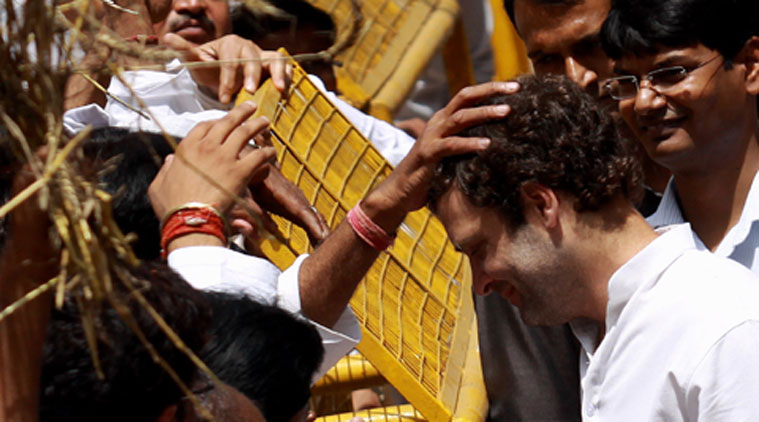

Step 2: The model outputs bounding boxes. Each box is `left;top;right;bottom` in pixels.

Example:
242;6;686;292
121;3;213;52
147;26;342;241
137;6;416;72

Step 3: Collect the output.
236;56;487;422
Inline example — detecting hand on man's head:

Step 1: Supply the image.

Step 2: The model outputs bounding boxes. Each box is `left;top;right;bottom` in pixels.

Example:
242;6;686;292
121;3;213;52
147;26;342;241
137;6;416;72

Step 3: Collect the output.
164;33;293;104
363;81;521;229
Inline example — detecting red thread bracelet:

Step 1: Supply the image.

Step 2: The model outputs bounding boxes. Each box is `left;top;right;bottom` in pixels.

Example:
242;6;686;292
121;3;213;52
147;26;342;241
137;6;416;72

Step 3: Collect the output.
347;202;395;251
160;208;227;259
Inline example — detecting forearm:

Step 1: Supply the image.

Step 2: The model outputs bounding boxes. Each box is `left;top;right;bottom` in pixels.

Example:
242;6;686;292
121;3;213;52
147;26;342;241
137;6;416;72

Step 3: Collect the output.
297;191;407;328
0;249;57;422
64;0;155;110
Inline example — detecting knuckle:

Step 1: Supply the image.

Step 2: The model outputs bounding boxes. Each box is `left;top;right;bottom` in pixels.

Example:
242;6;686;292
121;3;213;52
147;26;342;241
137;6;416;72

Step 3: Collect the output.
457;86;474;99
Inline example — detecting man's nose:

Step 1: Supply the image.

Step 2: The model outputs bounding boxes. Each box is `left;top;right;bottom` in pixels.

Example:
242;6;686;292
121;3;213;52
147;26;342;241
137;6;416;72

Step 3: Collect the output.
472;264;494;296
174;0;207;13
633;80;667;116
564;57;598;90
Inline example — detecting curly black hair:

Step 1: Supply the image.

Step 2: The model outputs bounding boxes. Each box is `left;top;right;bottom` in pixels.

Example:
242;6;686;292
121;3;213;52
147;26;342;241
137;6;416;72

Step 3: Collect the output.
428;74;642;228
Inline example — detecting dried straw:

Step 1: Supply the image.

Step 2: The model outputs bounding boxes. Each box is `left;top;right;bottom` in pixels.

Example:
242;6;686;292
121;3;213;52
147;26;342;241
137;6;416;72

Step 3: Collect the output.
0;0;230;419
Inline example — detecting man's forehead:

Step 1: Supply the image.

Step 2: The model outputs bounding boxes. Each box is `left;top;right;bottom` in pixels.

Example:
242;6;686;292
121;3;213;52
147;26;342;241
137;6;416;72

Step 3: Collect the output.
614;44;714;73
514;0;610;54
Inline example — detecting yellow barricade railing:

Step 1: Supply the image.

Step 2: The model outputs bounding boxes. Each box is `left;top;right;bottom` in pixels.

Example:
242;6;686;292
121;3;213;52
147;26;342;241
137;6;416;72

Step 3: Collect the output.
236;55;485;422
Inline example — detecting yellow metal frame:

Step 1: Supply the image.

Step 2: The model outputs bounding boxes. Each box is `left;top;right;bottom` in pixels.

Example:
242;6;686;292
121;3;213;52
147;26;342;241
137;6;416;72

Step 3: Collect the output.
308;0;462;120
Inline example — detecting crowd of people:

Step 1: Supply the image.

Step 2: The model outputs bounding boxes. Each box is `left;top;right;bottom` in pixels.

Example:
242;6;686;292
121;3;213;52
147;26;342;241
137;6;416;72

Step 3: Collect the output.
1;0;759;420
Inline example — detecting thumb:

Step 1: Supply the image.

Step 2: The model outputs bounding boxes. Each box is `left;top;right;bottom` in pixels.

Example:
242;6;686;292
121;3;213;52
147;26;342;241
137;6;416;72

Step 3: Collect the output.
163;33;200;60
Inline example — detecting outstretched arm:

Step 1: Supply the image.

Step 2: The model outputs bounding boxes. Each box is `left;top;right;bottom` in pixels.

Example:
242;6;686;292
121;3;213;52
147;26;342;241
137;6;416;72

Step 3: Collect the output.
0;165;59;422
297;82;519;327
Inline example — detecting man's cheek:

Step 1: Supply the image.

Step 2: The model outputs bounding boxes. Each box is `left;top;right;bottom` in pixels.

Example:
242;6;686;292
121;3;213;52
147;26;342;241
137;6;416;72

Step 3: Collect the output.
148;0;173;24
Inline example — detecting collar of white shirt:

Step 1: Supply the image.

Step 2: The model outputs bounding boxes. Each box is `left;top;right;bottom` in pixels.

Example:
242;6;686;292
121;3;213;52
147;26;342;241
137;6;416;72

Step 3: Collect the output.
647;170;759;259
571;223;696;357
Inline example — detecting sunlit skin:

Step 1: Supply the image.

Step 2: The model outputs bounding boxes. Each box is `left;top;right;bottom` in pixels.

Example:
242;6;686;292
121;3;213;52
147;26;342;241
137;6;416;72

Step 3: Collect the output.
512;0;671;193
152;0;232;45
434;183;656;336
434;187;600;327
616;44;758;176
615;41;759;249
513;0;613;101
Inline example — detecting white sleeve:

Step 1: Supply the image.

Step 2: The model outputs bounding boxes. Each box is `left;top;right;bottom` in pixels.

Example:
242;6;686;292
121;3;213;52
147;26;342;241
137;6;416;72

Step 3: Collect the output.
686;320;759;421
308;75;415;166
277;254;362;383
167;246;281;305
63;103;111;136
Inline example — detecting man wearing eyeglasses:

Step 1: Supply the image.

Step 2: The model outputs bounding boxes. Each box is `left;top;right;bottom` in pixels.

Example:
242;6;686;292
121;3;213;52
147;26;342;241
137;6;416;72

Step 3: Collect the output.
600;0;759;273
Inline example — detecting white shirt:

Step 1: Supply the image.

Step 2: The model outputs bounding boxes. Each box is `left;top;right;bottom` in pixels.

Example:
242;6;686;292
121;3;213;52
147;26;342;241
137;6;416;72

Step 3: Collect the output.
167;247;361;383
571;224;759;421
63;60;414;166
647;171;759;274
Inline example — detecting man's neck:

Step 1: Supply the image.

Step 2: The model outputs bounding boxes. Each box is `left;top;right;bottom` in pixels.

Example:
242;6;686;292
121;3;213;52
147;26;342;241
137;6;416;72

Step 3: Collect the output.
672;125;759;250
573;198;660;326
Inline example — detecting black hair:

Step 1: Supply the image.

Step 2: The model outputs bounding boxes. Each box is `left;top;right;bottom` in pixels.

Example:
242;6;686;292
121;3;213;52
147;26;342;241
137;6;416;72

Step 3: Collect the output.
202;292;325;422
232;0;335;47
0;126;15;248
40;261;212;422
428;74;642;227
0;127;174;259
83;127;177;260
601;0;759;62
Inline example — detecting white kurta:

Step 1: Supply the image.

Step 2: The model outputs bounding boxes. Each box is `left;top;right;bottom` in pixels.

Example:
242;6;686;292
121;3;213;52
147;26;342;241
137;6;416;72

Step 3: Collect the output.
168;247;360;383
571;224;759;421
647;171;759;274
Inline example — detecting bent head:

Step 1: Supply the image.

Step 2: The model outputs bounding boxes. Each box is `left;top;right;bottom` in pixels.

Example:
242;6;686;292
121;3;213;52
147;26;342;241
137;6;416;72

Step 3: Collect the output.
429;74;642;325
153;0;232;45
601;0;759;173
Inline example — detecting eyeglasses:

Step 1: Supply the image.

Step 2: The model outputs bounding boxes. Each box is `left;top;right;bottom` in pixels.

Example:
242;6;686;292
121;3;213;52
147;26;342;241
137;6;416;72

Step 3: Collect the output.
603;55;722;100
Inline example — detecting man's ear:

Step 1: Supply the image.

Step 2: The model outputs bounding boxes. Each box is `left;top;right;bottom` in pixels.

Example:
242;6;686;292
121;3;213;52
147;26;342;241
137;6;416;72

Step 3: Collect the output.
737;36;759;95
519;182;561;229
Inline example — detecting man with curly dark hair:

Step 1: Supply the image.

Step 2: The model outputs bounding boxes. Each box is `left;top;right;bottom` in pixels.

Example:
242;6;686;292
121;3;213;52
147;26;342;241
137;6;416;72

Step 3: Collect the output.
426;74;759;420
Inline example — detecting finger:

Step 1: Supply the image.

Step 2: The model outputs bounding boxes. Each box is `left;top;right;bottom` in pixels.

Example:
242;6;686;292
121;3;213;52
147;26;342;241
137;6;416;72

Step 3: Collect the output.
248;161;271;186
426;136;491;161
163;33;200;58
298;206;330;244
218;44;244;104
442;104;512;134
225;116;270;155
231;217;256;239
240;146;277;179
251;130;272;147
147;154;176;217
242;44;263;94
205;101;258;144
442;81;520;116
264;51;287;92
151;154;174;188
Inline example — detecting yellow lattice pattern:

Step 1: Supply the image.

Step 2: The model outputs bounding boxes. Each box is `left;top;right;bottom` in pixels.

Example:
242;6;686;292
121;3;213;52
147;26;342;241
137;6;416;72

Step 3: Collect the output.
308;0;460;119
236;58;474;422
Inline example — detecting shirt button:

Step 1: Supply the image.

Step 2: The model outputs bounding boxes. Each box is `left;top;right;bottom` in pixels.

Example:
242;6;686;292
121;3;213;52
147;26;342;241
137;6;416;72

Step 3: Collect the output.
586;403;597;417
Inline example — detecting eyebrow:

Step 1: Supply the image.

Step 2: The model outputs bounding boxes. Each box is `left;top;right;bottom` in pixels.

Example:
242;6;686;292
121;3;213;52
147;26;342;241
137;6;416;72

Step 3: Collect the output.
614;53;697;75
574;32;602;49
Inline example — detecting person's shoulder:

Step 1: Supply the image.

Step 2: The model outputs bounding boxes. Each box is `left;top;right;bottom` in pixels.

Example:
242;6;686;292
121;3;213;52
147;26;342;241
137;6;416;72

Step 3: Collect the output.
663;249;759;319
